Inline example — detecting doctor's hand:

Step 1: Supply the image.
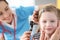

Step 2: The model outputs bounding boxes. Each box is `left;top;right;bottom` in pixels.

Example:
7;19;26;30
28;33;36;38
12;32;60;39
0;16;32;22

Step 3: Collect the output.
32;10;39;24
20;31;31;40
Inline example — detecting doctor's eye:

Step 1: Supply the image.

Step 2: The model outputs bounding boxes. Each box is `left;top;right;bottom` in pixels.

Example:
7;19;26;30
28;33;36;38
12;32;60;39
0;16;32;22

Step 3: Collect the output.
43;21;47;23
5;7;9;11
5;6;9;11
0;12;3;16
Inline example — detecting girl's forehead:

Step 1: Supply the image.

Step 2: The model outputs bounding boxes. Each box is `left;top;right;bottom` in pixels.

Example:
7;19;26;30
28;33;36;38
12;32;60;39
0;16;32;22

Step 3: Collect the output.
40;12;58;20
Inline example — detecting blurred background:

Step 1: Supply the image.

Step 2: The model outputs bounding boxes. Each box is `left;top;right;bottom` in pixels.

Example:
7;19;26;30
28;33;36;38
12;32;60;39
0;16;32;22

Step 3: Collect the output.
6;0;60;9
7;0;60;7
6;0;60;21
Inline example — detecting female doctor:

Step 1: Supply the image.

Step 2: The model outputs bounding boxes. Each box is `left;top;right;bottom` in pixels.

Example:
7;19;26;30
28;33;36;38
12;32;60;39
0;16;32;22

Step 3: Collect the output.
0;0;35;40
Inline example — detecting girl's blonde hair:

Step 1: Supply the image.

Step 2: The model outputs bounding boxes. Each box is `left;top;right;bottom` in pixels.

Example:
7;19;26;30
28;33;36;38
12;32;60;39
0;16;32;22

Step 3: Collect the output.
57;8;60;20
38;4;59;21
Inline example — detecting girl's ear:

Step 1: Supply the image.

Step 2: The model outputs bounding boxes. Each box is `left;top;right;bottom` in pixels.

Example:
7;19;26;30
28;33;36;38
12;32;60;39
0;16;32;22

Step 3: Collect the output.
57;20;59;27
57;20;60;27
58;20;60;27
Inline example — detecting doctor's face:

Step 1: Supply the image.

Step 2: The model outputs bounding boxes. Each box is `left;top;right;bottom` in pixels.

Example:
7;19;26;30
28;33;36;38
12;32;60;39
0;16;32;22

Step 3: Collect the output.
0;1;13;24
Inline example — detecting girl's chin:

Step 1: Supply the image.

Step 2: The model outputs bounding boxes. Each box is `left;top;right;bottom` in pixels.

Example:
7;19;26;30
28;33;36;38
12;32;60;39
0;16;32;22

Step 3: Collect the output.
46;32;52;35
45;31;53;35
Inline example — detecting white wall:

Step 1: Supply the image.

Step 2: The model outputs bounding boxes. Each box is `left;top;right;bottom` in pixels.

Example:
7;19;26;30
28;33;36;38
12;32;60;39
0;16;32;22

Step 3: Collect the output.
35;0;56;5
6;0;35;8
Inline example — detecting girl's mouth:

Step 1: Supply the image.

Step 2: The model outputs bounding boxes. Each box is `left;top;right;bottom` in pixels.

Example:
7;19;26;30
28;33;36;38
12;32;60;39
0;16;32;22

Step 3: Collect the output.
46;28;53;30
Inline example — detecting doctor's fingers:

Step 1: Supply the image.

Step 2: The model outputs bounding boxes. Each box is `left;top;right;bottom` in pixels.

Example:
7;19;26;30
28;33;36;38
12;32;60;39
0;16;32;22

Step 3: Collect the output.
21;36;30;40
21;31;31;38
33;10;39;23
20;34;31;40
23;31;31;36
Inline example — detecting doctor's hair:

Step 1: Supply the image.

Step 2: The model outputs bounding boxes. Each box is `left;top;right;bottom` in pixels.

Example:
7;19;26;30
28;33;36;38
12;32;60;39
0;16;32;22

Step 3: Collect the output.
0;0;8;4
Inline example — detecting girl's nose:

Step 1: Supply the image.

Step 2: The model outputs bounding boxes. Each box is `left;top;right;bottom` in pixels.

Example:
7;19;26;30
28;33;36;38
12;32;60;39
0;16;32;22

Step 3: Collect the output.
46;22;51;27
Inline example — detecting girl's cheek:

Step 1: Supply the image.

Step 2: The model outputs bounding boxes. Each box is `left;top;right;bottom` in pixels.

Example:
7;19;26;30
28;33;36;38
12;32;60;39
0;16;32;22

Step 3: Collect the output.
41;26;45;31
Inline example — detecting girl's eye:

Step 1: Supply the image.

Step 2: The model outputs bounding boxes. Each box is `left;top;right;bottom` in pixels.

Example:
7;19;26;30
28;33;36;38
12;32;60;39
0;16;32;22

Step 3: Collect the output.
50;20;55;23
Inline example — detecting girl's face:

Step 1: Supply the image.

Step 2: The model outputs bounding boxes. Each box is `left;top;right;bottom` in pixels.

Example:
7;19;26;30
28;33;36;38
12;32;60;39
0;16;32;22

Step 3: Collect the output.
39;12;58;35
0;1;13;24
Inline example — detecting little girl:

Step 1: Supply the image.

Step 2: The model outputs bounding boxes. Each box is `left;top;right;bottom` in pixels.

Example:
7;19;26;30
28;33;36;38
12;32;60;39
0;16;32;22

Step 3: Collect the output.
38;4;60;40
